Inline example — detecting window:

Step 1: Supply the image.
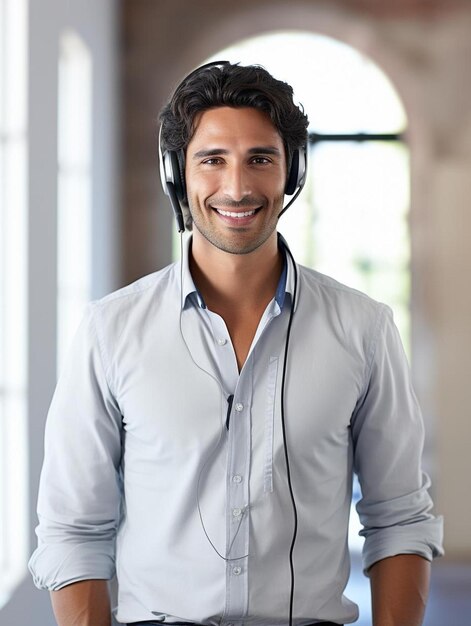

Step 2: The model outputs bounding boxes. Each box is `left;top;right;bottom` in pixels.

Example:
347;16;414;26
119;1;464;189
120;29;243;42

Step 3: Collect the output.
57;31;92;374
0;0;28;607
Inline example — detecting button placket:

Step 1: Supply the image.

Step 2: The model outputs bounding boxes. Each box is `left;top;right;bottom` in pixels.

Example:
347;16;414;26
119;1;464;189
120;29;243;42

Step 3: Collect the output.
204;307;238;391
225;348;255;622
229;402;246;524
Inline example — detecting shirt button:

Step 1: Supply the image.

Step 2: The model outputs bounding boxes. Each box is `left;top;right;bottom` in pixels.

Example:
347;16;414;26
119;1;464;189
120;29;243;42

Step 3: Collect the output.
232;566;242;575
232;474;243;484
217;338;227;346
235;403;244;412
232;507;242;517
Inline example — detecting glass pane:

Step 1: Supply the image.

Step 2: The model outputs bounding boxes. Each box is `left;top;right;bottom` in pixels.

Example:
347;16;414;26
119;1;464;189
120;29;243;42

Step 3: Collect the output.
279;141;411;351
3;139;28;387
2;0;27;134
57;31;92;373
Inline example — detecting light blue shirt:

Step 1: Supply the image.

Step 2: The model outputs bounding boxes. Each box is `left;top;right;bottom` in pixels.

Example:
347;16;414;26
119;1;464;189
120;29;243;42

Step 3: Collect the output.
29;236;443;625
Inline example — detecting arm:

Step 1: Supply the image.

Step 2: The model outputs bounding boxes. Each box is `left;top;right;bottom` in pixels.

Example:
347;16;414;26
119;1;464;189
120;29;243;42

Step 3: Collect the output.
369;554;430;626
29;305;123;603
351;306;443;609
51;580;111;626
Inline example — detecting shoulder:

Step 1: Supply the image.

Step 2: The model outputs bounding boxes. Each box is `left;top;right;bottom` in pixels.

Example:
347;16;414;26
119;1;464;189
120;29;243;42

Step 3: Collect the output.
96;262;178;305
296;265;395;383
297;263;388;323
295;264;392;364
86;262;180;338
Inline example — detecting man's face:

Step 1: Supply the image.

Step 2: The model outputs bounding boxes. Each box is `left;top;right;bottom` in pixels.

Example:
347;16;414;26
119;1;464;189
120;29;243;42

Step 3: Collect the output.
185;106;287;255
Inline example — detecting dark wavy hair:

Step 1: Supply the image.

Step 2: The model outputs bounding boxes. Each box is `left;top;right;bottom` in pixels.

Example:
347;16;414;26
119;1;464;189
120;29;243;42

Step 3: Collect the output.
160;61;309;167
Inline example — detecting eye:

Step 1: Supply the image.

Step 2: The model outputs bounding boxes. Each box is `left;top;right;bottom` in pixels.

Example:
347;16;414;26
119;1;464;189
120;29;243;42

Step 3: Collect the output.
250;156;271;165
202;157;223;166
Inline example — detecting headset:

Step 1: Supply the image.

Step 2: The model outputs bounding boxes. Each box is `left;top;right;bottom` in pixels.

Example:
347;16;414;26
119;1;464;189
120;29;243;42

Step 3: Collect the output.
159;60;308;232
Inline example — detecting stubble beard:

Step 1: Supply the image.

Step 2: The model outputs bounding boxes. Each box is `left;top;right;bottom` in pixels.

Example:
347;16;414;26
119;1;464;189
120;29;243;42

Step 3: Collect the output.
188;195;285;256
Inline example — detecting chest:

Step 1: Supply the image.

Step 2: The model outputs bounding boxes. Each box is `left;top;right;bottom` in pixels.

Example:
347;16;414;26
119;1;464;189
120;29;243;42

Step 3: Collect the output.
113;304;364;463
226;314;262;371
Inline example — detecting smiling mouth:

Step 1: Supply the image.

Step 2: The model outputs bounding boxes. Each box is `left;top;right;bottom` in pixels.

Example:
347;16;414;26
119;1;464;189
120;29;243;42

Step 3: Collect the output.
213;207;261;218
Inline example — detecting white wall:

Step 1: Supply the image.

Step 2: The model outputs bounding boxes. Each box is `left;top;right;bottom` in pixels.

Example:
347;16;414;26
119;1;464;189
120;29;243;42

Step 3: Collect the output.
0;1;119;624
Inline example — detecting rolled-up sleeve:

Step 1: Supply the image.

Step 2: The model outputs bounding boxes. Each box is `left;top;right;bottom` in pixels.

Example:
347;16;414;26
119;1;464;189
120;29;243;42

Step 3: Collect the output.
351;305;444;574
29;303;123;590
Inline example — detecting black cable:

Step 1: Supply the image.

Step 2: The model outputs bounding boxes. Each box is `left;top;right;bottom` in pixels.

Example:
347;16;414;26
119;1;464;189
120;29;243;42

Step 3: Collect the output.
225;394;234;430
279;242;299;626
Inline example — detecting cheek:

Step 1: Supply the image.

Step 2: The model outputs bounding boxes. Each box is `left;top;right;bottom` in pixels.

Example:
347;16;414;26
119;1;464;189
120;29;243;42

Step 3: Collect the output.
268;181;287;206
186;172;218;201
264;169;287;197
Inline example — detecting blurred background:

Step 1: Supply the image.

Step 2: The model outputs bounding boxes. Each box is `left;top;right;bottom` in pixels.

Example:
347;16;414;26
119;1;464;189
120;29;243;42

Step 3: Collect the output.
1;0;470;624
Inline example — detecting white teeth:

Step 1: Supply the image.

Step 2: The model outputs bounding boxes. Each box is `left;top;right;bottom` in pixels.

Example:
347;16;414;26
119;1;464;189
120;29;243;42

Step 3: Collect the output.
216;209;256;218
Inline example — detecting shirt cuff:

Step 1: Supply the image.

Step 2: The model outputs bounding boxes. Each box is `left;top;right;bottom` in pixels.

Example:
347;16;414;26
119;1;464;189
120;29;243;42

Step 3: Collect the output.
362;515;444;575
28;540;115;591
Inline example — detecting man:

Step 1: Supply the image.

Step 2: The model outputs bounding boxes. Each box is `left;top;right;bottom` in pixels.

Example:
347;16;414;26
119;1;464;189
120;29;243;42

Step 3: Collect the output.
30;62;443;626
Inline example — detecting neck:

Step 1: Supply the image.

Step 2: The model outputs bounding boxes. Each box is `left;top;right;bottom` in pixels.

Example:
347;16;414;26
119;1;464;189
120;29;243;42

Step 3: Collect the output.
189;230;283;312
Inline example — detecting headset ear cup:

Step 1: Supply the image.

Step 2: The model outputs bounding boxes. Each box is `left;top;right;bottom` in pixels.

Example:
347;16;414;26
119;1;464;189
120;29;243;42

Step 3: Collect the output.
176;150;187;204
285;150;299;195
166;151;184;202
284;148;306;196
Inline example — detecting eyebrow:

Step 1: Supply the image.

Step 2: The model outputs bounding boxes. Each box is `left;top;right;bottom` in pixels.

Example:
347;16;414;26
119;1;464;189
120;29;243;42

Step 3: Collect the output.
192;146;282;159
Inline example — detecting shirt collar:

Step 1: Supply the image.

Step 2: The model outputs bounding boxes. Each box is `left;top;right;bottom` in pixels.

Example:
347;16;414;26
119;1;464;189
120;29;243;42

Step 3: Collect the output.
179;233;298;312
277;232;298;312
180;235;204;309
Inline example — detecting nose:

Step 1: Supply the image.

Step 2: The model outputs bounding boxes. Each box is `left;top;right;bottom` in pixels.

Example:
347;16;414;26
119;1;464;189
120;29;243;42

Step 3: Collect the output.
222;163;252;202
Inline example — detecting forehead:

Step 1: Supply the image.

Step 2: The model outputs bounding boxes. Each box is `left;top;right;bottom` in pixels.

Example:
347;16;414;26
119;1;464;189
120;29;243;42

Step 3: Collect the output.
187;106;284;153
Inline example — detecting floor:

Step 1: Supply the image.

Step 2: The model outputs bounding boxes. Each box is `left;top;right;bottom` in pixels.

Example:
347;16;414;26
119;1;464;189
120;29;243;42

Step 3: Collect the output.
346;554;471;626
